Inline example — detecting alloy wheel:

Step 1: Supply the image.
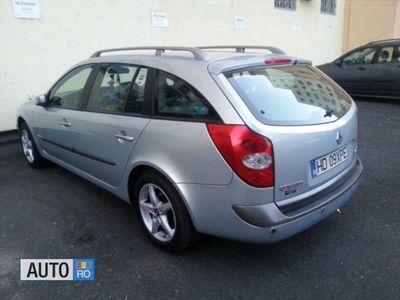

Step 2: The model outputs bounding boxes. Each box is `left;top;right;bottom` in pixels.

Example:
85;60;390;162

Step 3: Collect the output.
138;183;176;242
21;129;34;163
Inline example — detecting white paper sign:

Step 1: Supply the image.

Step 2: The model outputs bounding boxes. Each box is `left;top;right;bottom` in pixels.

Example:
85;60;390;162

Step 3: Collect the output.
152;12;168;28
11;0;41;19
292;22;301;33
234;16;246;30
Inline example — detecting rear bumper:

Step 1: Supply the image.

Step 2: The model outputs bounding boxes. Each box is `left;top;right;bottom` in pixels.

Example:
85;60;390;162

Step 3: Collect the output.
177;157;362;244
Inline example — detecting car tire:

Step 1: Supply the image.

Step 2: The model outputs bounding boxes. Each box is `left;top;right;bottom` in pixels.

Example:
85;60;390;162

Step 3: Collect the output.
19;122;48;169
134;170;198;252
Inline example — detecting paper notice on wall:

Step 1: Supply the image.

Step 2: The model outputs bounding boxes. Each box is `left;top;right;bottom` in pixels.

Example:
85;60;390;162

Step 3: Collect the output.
11;0;41;19
152;12;168;28
292;22;301;33
234;16;246;30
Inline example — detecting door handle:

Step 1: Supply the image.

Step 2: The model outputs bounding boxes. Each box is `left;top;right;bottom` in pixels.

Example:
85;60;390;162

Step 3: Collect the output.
357;66;366;71
60;119;71;127
115;132;134;143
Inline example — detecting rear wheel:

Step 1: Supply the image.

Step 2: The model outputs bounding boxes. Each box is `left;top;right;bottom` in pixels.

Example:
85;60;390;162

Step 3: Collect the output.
19;122;48;168
134;170;198;252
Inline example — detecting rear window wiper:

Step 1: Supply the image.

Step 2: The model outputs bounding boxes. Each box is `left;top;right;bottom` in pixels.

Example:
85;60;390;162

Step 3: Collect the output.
324;109;334;117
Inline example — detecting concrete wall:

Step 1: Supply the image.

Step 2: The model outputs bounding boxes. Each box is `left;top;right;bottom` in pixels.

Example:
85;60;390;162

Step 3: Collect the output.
0;0;345;131
395;0;400;37
343;0;399;52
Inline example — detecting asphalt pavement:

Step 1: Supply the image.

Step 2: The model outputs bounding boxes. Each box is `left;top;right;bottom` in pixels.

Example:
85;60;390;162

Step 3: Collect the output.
0;99;399;299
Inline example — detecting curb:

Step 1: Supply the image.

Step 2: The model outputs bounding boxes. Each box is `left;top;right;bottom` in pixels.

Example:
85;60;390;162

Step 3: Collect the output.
0;130;19;147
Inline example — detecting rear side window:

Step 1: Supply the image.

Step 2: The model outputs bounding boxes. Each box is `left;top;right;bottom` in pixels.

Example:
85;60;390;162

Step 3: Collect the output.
377;46;400;64
225;65;352;126
155;71;220;121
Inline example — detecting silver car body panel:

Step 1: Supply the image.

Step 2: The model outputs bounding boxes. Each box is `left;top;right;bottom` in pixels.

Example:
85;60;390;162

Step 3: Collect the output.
16;50;361;244
123;120;234;185
62;111;151;187
177;158;361;242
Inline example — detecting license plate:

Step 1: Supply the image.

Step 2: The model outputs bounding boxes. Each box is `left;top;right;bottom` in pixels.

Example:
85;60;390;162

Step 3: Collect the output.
311;146;348;178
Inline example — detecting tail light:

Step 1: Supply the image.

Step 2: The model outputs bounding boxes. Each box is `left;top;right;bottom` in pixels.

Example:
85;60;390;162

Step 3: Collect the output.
206;124;274;188
264;58;292;65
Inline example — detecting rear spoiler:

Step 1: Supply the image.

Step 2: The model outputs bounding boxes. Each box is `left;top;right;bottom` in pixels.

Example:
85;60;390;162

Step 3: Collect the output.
209;57;313;74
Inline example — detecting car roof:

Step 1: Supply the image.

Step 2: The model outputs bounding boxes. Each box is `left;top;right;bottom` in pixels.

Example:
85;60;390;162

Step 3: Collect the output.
365;39;400;47
76;46;311;75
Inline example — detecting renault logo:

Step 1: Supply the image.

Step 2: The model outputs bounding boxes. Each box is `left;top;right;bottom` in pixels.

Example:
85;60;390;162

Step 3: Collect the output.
336;131;343;146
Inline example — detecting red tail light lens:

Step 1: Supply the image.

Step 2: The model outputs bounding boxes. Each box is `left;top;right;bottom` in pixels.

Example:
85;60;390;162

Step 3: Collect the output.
206;124;274;188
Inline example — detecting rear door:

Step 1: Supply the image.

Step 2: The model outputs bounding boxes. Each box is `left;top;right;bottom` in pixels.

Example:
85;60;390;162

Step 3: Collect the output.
223;64;358;202
70;64;151;187
369;45;400;97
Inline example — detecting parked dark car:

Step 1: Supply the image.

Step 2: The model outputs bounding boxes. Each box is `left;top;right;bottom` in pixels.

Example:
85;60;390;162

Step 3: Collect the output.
318;39;400;99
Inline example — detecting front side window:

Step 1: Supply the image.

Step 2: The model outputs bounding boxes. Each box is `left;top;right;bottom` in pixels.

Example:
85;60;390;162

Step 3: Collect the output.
225;65;352;126
49;65;93;109
274;0;296;10
342;48;377;65
155;71;220;121
321;0;336;15
87;64;137;113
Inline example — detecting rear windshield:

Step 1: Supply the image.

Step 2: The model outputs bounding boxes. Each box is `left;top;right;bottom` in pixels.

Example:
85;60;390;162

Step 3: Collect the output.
225;65;352;126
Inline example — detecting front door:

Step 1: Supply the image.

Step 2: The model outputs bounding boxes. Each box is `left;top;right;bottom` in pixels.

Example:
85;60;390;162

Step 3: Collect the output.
33;65;95;166
334;47;378;95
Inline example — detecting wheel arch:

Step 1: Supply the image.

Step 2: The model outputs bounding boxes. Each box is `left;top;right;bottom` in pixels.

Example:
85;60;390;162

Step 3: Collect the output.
128;164;178;204
126;163;198;229
17;116;26;129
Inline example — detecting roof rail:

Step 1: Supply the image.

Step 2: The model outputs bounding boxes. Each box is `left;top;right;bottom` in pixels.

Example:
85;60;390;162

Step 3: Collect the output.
368;38;400;44
90;46;210;61
198;45;285;55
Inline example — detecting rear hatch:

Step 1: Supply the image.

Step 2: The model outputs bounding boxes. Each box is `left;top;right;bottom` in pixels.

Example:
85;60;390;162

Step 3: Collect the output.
220;63;357;202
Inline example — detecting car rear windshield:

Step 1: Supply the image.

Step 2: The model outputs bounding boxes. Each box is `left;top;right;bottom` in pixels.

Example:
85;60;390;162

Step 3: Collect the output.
225;65;352;126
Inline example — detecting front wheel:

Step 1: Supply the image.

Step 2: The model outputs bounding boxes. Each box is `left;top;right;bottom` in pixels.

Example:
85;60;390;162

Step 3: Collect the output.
19;122;48;169
134;170;198;252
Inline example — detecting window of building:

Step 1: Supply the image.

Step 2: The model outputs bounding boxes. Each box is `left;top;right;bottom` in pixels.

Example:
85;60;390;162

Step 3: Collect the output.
155;71;220;121
274;0;296;11
321;0;336;15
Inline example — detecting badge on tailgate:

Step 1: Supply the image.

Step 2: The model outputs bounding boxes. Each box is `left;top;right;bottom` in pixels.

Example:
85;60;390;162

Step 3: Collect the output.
279;180;304;196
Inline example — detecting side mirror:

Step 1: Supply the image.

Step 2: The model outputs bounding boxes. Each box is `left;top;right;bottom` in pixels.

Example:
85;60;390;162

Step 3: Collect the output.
35;94;48;106
335;60;343;67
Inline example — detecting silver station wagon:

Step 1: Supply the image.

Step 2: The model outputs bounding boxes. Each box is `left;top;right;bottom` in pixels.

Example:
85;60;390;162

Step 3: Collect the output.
17;46;362;251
